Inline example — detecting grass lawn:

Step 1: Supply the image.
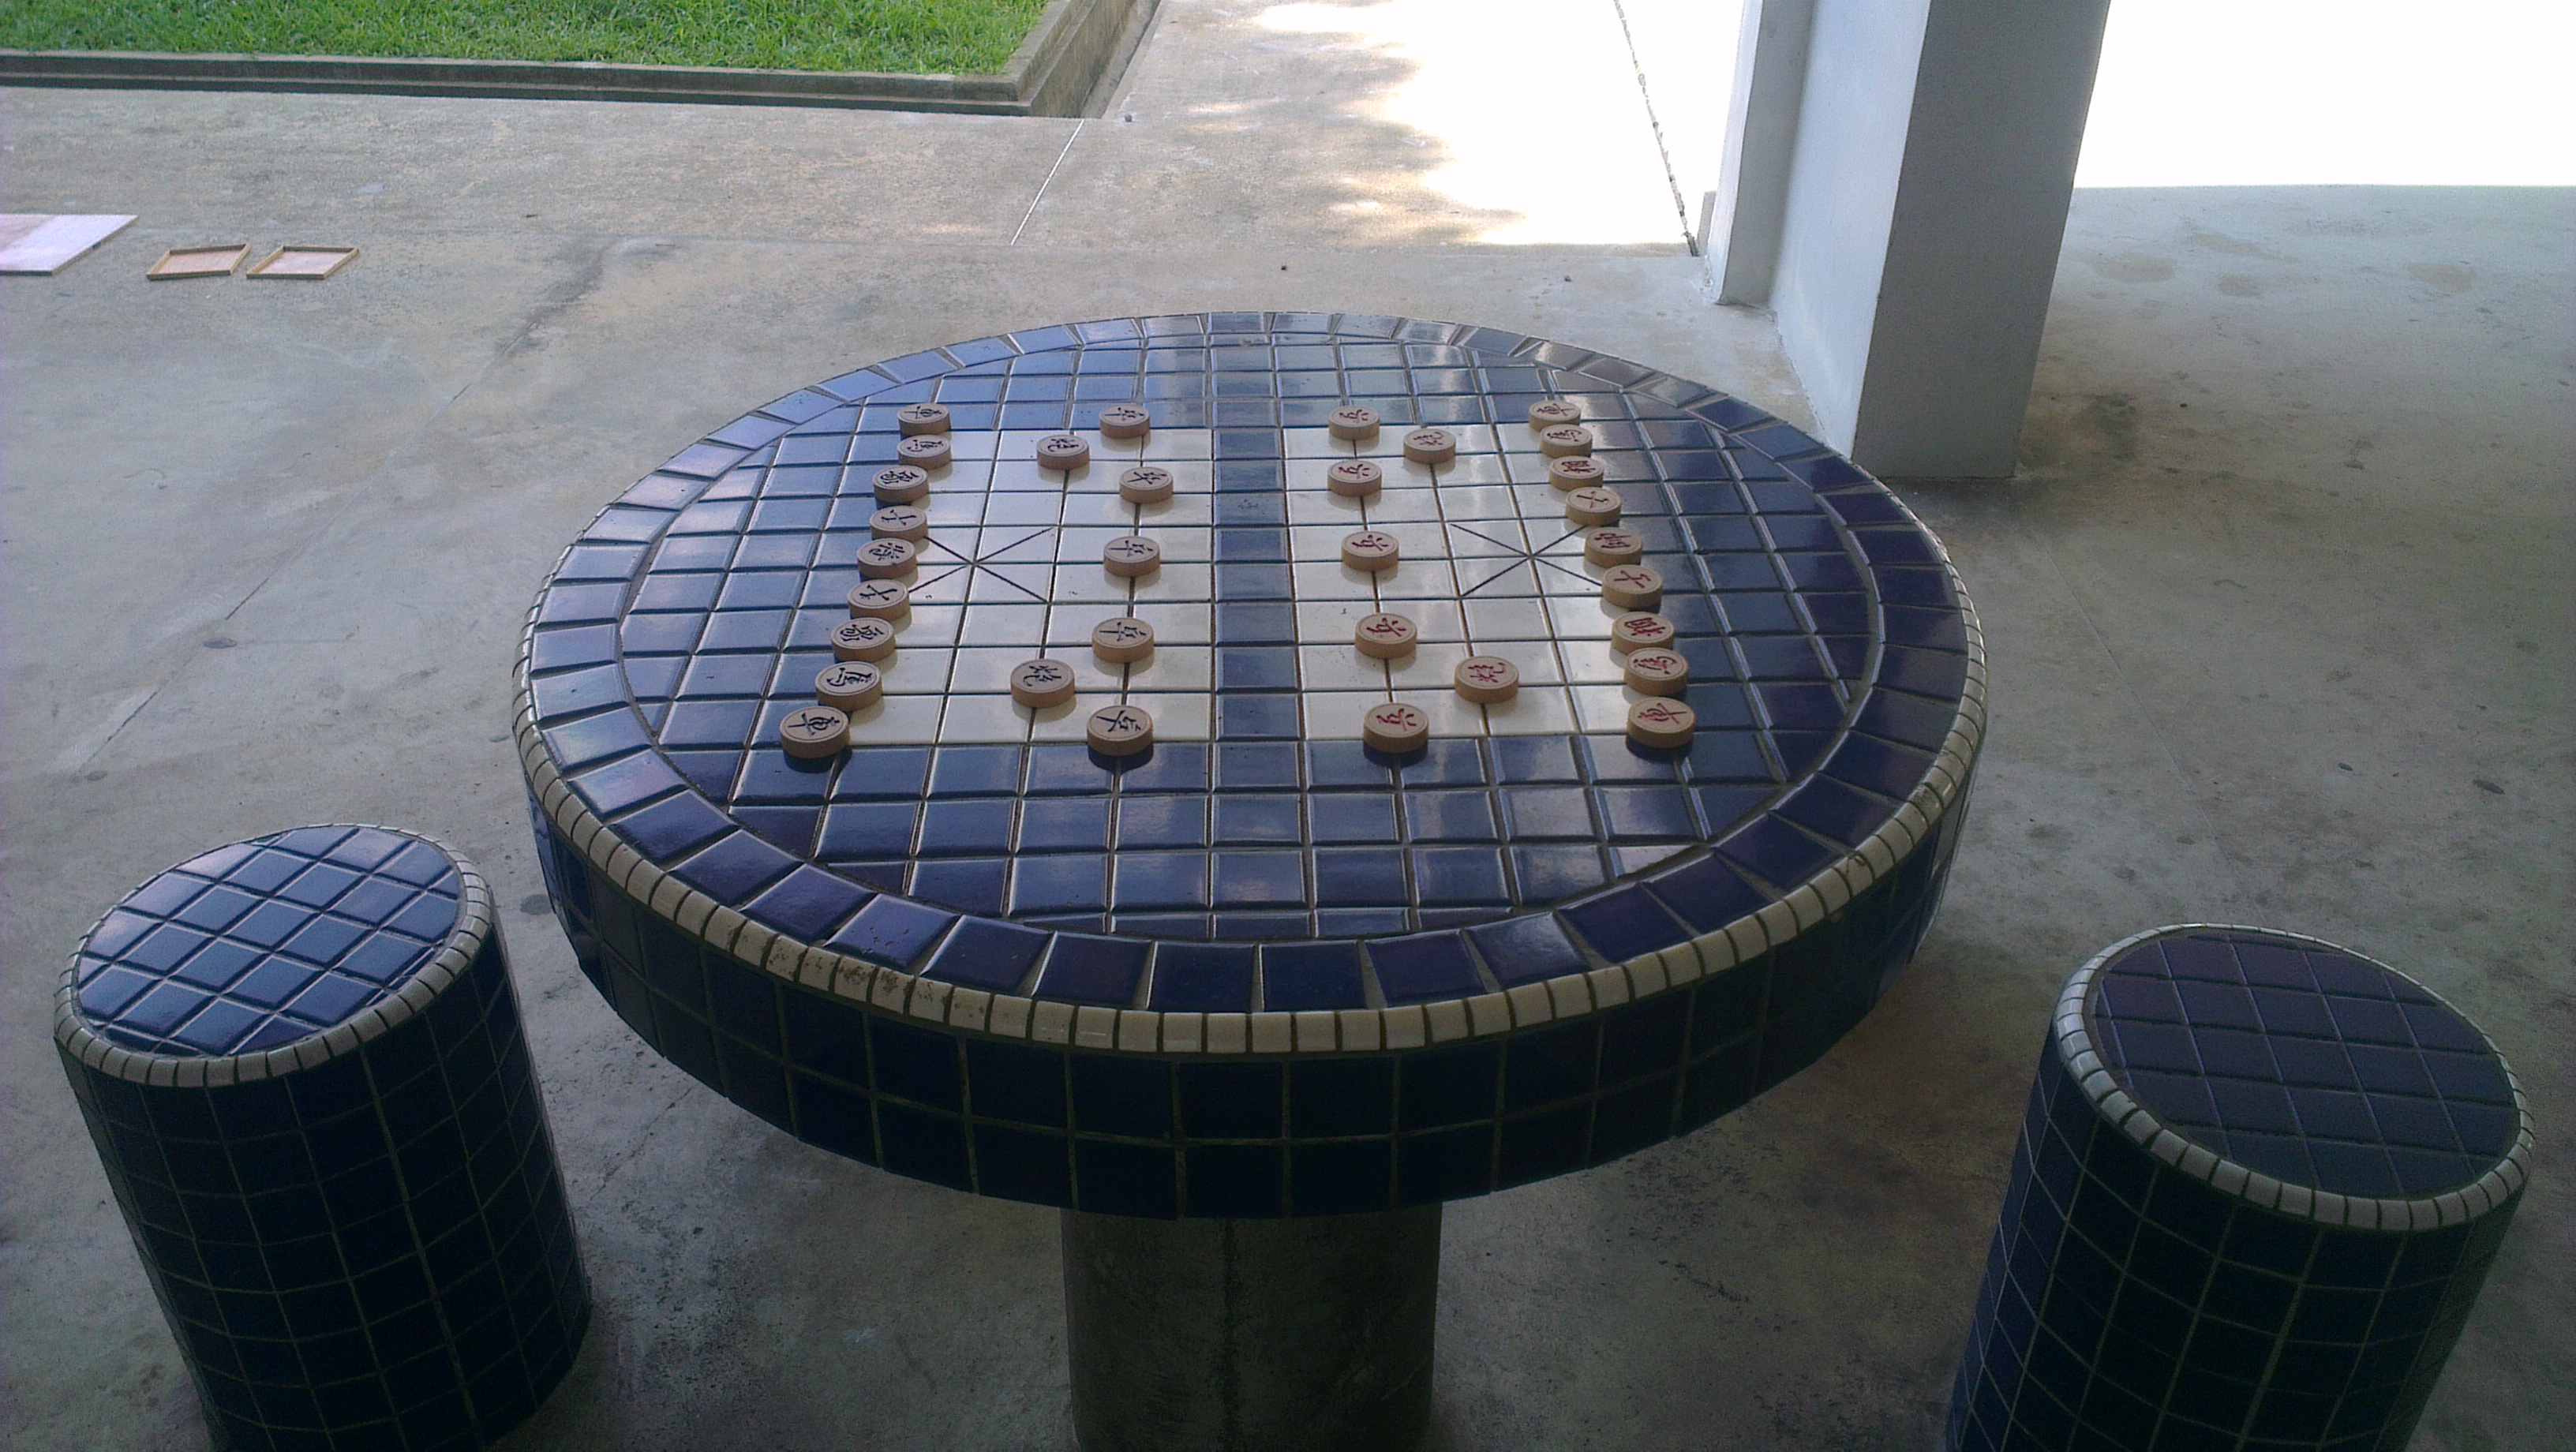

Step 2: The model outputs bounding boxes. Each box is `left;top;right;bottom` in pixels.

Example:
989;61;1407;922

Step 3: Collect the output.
0;0;1054;76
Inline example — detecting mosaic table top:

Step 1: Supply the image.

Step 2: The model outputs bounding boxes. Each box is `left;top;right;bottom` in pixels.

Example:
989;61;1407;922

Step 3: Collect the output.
515;312;1984;1056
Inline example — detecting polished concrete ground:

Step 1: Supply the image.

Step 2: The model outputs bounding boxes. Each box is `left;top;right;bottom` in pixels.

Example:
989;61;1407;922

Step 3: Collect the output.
2;4;2568;1446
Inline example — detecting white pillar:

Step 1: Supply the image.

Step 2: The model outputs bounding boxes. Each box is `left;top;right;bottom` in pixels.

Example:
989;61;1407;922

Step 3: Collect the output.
1709;0;2111;479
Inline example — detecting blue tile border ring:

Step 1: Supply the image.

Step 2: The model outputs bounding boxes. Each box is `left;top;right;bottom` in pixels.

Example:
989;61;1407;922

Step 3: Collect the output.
514;312;1988;1057
514;313;1990;1214
2057;925;2533;1230
55;825;497;1088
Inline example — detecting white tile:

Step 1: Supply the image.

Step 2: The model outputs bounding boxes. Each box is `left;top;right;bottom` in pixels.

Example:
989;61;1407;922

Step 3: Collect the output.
1138;428;1216;463
1483;686;1579;734
1127;692;1211;739
881;648;956;692
1384;641;1472;691
1572;683;1634;732
1391;687;1489;739
1298;645;1390;691
957;604;1050;646
938;694;1030;741
1286;489;1373;526
1131;601;1213;644
1127;562;1215;602
1125;649;1212;692
1300;690;1385;739
1289;561;1378;601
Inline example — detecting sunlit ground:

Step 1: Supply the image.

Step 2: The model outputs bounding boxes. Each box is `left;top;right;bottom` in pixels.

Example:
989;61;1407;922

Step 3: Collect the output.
2074;0;2572;186
1248;0;2569;251
1256;0;1701;246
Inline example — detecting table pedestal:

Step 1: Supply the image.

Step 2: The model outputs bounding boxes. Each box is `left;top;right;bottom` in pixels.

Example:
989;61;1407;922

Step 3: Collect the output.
1061;1206;1442;1452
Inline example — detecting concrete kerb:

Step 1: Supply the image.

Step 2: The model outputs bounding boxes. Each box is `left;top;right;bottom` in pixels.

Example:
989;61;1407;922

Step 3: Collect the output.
0;0;1153;118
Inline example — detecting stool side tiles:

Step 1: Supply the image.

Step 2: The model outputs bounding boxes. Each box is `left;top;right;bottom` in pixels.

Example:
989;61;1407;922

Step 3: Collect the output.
57;828;588;1452
1942;925;2534;1452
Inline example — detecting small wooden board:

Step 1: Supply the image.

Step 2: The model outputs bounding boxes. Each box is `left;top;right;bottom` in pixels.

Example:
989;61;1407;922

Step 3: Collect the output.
247;245;358;281
148;245;248;280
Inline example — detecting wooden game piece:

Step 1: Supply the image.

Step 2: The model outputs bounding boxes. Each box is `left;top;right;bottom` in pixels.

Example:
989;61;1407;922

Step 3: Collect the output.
1623;649;1690;696
1091;616;1155;664
1564;485;1623;527
870;504;929;540
1601;563;1664;612
872;465;930;502
1325;458;1383;497
1402;428;1457;465
896;402;951;436
814;661;884;712
856;537;919;578
832;617;899;662
1626;698;1697;749
1341;530;1400;572
1547;455;1607;491
1087;703;1155;758
1529;399;1582;429
779;705;850;759
1119;465;1176;503
1329;405;1380;440
1037;434;1091;470
1362;701;1430;754
1608;612;1676;654
895;434;951;470
1103;535;1162;578
1583;528;1646;566
1098;404;1152;440
1453;656;1520;704
1354;612;1417;658
1537;424;1593;458
848;578;912;620
1010;658;1078;709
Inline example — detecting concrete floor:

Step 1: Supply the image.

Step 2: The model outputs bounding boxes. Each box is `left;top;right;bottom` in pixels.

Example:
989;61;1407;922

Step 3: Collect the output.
2;4;2569;1447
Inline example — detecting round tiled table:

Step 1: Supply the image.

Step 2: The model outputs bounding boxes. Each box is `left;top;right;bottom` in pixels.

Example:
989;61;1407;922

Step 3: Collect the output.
515;312;1986;1450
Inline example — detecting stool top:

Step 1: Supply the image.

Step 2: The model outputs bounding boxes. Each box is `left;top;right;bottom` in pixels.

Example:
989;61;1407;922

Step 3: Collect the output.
2063;925;2531;1230
57;826;492;1087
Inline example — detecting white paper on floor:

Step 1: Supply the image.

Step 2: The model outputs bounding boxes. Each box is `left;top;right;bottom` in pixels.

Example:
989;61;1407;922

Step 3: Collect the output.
0;214;137;275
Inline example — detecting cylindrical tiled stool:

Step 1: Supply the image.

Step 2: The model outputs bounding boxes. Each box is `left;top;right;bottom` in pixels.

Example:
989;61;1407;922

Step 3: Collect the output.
54;826;590;1452
1947;925;2532;1452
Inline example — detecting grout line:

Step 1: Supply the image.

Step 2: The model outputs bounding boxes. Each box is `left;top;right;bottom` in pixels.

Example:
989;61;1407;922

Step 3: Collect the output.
1009;122;1085;246
1604;0;1701;256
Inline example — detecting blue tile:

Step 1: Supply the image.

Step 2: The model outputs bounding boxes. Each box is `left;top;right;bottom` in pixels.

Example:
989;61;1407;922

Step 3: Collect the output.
920;918;1049;994
1011;856;1106;915
671;832;798;903
1020;798;1110;851
1262;941;1365;1011
1411;848;1507;907
1312;849;1408;908
1212;851;1305;908
1117;797;1206;849
1467;914;1588;987
1307;793;1397;843
1114;851;1211;910
743;866;871;941
1073;1055;1171;1138
1370;933;1482;1004
1035;935;1149;1006
828;896;954;969
1148;942;1256;1012
1406;791;1499;843
1561;887;1690;963
1511;844;1611;902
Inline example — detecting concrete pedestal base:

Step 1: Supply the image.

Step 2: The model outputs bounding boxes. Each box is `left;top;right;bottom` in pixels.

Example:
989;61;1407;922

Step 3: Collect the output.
1061;1206;1442;1452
